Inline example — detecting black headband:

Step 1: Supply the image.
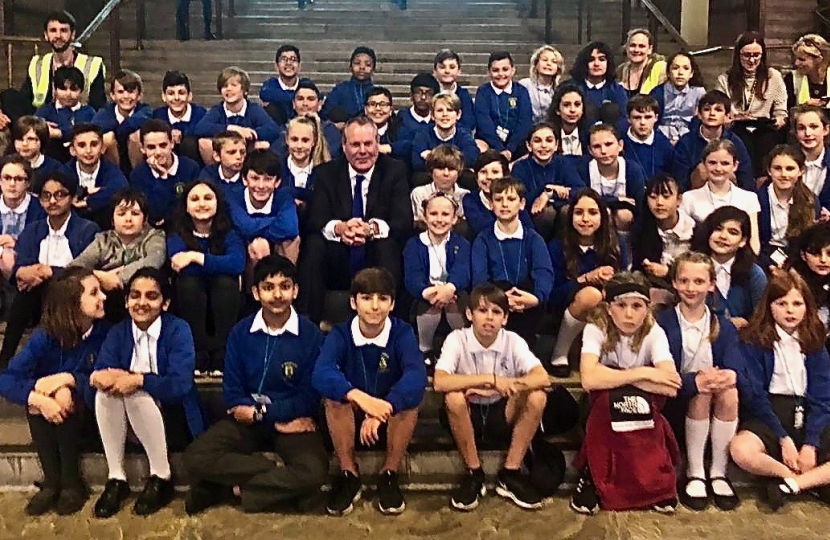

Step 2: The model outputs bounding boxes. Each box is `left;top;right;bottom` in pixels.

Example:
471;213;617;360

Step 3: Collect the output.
605;281;649;303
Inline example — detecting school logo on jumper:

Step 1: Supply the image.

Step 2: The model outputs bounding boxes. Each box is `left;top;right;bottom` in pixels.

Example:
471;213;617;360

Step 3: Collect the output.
175;182;185;197
508;97;517;108
378;352;389;372
282;362;297;379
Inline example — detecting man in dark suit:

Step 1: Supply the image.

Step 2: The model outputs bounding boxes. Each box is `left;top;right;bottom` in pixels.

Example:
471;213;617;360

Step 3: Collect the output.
298;116;412;323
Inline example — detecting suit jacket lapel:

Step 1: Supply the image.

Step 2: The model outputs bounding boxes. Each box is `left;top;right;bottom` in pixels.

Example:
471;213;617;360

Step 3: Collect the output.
338;160;353;218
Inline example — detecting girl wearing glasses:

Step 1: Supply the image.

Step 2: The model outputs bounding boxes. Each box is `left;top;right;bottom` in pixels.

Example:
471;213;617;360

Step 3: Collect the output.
0;155;46;278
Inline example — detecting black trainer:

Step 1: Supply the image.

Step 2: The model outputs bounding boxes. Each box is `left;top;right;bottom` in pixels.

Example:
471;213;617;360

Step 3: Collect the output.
495;468;542;510
570;470;599;515
25;486;59;516
133;475;174;516
326;470;362;516
451;468;486;511
94;478;130;518
55;485;88;515
377;469;405;514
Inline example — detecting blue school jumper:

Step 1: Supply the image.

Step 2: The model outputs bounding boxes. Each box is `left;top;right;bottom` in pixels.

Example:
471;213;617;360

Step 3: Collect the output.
621;130;675;179
711;263;767;320
473;82;533;155
32;156;64;186
258;77;314;124
671;128;754;192
740;341;830;447
223;311;324;423
94;314;205;437
91;102;153;139
278;154;317;203
311;316;427;413
129;155;201;225
402;232;471;299
397;108;432;136
380;115;417;162
656;309;745;398
574;158;647;207
198;164;245;201
151;104;208;138
455;85;477;133
511;156;586;206
34;103;96;142
13;213;99;281
0;320;110;407
193;101;280;143
758;182;821;247
462;191;535;235
573;79;629;132
227;188;299;244
61;158;129;212
166;229;246;278
272;120;343;162
320;78;375;121
547;239;621;312
410;125;479;172
471;225;554;303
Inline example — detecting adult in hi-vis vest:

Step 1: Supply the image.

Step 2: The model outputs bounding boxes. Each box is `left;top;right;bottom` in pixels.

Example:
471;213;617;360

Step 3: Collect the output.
0;11;106;124
784;34;830;111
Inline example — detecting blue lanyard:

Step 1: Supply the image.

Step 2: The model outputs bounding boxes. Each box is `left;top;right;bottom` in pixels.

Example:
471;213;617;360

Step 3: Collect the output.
257;336;276;395
358;349;380;396
493;90;512;128
496;238;523;284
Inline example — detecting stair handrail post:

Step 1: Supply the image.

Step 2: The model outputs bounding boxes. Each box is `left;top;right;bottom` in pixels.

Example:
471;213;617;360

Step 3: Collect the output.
5;42;11;89
109;2;122;74
577;0;584;43
135;0;146;51
622;0;632;46
586;0;594;42
544;0;552;43
229;0;236;17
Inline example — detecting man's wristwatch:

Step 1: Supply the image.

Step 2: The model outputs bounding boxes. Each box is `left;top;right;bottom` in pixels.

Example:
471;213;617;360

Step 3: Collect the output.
253;403;267;422
367;221;379;240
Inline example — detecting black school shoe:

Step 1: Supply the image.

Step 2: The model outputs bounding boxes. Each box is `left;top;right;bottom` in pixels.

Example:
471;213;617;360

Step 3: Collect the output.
679;477;709;511
451;468;486;511
710;477;740;511
570;470;599;515
377;470;405;515
133;475;175;516
766;479;795;512
326;470;362;516
94;479;130;518
25;486;59;516
185;481;233;515
55;485;89;515
495;468;543;510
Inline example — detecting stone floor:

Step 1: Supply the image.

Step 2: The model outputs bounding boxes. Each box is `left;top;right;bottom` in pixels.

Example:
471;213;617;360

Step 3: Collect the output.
1;491;830;540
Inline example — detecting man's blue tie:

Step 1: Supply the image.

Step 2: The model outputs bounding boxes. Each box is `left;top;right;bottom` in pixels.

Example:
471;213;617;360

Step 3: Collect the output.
349;174;366;274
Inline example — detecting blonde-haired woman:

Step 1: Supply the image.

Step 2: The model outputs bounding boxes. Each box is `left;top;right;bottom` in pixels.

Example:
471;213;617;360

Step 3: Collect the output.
617;28;667;97
785;34;830;109
519;45;564;123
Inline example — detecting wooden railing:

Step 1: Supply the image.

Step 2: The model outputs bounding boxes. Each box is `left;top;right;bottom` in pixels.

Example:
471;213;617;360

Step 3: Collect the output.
0;35;40;87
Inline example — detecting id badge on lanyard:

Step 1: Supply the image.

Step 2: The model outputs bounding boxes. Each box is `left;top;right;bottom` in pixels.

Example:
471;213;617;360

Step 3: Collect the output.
794;402;805;430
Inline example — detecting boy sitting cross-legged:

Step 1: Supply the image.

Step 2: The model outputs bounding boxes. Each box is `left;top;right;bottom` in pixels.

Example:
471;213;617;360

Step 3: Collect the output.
312;267;427;516
433;283;550;511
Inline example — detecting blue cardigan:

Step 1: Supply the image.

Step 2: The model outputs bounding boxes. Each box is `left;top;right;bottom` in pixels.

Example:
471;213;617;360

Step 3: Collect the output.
150;104;208;138
311;316;427;414
657;308;745;399
61;159;128;212
91;102;152;139
402;232;471;299
547;239;622;312
462;191;535;235
574;158;647;207
471;225;554;303
198;164;245;202
0;321;109;407
193;101;280;143
410;125;479;172
511;155;586;205
94;314;205;437
671;128;754;191
278;154;317;203
711;263;767;320
129;156;201;225
473;82;533;154
621;130;675;179
227;188;299;243
740;341;830;447
258;76;314;123
34;103;96;142
13;213;99;281
223;311;323;423
166;230;246;277
320;78;375;121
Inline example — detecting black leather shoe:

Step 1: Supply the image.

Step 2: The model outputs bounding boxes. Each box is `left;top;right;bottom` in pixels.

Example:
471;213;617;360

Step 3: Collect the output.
549;363;571;379
94;479;130;518
56;485;89;515
185;481;230;515
134;475;174;516
25;487;59;516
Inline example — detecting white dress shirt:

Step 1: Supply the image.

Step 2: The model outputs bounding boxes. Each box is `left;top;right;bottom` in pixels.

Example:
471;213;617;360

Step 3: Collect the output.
38;216;73;267
149;154;180;180
322;165;390;242
560;128;582;156
767;184;791;247
677;306;714;374
224;100;248;118
588;157;627;199
76;161;100;191
714;257;735;300
287;157;313;189
130;317;162;374
769;325;808;396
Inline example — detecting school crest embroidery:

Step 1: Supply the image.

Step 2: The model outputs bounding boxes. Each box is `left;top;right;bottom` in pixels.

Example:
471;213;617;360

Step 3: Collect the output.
508;97;517;108
282;361;297;379
378;352;389;372
175;182;185;197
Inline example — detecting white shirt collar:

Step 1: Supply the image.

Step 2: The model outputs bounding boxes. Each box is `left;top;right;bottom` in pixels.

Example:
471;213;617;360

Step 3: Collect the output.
418;230;449;247
434;126;456;141
466;327;506;354
77;161;100;180
627;128;654;146
578;244;593;253
409;106;431;123
132;316;162;342
249;307;299;336
30;154;45;169
150;154;180;179
168;104;192;125
491;81;513;95
768;183;793;208
806;148;826;168
278;77;299;91
443;82;458;94
676;305;710;334
659;211;695;240
244;188;274;214
351;316;392;347
219;167;240;183
48;215;70;236
224;100;248;118
586;79;607;90
0;193;30;215
714;257;735;274
55;102;81;111
287;156;313;177
493;220;524;240
775;324;799;345
114;107;133;124
479;190;492;210
348;164;375;183
377;123;388;137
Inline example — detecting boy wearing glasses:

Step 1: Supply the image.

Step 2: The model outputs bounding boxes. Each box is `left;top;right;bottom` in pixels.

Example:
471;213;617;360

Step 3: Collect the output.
0;170;98;366
321;46;376;122
260;44;311;126
397;74;440;134
0;155;46;278
364;87;409;162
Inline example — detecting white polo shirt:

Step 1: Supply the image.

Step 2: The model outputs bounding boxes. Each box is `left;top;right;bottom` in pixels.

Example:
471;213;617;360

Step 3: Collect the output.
581;322;673;369
680;183;760;224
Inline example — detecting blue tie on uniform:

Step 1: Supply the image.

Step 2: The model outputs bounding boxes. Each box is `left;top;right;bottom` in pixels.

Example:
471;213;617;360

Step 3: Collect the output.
349;174;366;274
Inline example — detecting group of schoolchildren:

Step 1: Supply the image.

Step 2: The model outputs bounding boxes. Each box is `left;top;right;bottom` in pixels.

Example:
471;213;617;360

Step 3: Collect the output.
2;23;830;522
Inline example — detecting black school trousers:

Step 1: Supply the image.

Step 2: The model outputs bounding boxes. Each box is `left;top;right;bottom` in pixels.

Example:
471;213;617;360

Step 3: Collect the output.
28;410;85;490
0;282;46;368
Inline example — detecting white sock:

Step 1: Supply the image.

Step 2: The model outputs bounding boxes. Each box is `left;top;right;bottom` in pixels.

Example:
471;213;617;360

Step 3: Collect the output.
685;416;710;481
416;309;442;352
95;392;128;482
709;417;738;479
551;310;584;366
124;391;171;480
444;305;465;331
782;477;800;494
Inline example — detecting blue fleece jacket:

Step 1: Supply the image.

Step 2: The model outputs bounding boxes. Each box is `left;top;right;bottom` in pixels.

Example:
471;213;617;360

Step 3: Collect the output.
94;313;205;437
151;104;208;138
320;77;375;121
91;102;152;139
0;321;109;407
462;191;535;235
312;317;427;414
740;341;830;447
34;103;96;142
622;130;675;179
193;101;280;143
403;232;471;299
166;229;246;277
471;225;554;302
223;311;323;424
13;213;98;282
671;127;754;191
474;82;533;155
227;188;299;243
410;125;479;172
61;159;128;212
511;156;587;205
129;155;201;225
198;164;245;201
574;158;647;207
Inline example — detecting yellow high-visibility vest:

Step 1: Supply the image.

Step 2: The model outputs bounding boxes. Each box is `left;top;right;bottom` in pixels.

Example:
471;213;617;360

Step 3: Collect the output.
793;70;830;105
27;52;105;108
